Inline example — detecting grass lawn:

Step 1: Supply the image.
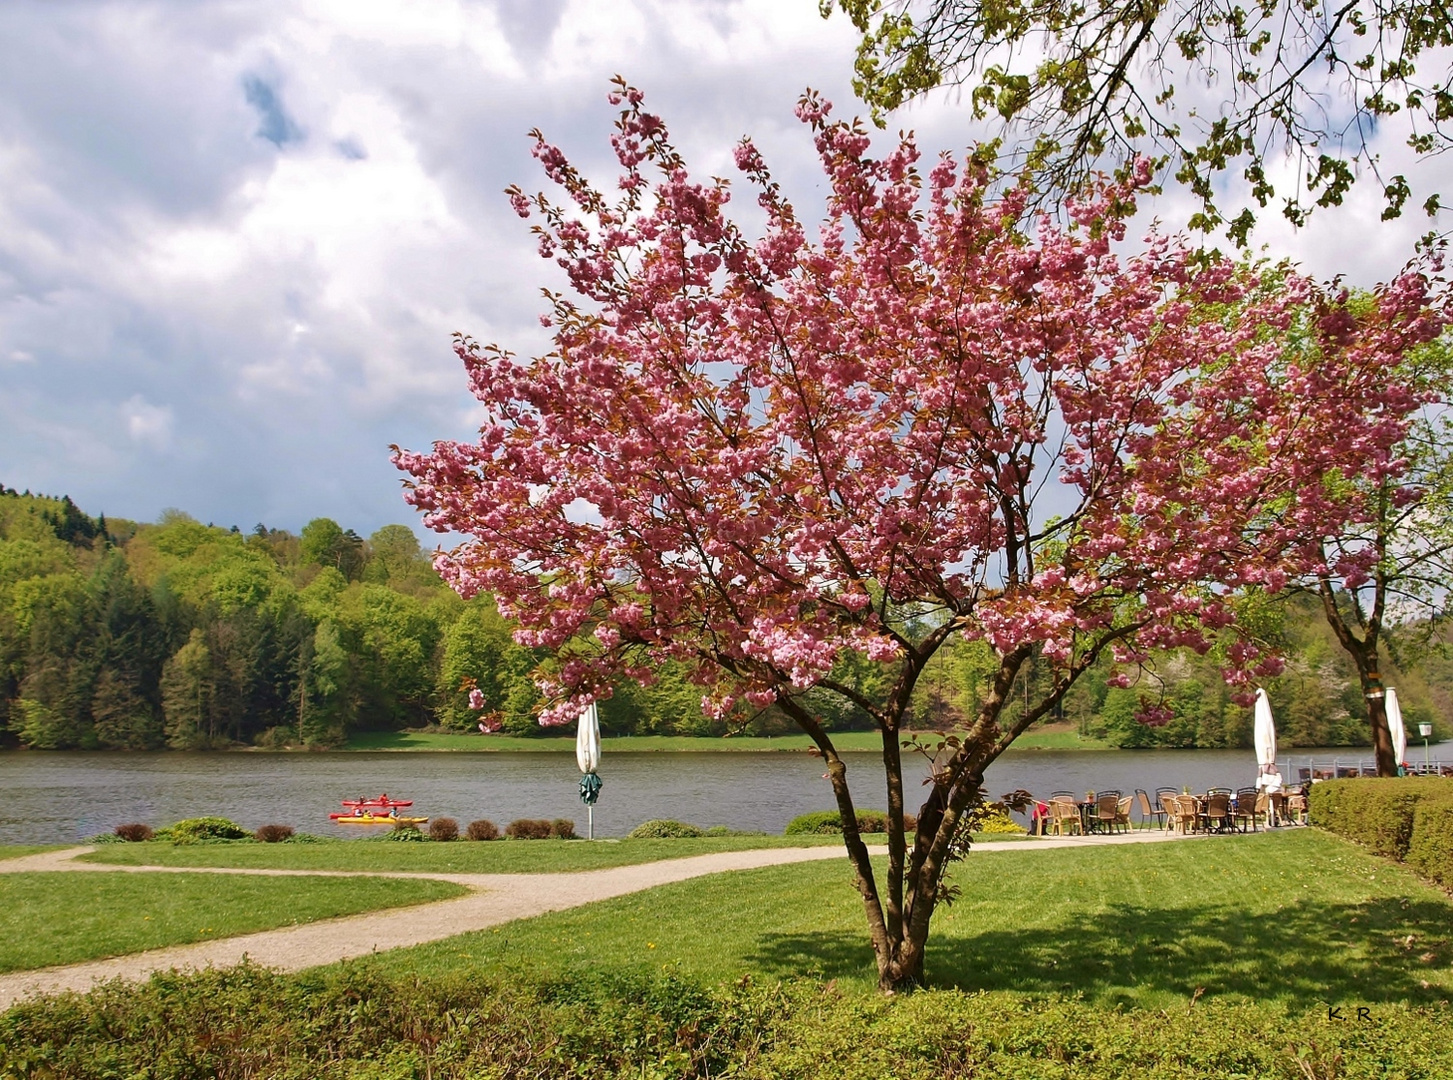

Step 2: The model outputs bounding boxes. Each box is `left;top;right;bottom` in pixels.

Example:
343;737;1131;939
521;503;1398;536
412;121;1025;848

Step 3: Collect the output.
366;829;1453;1010
342;728;1112;752
0;871;465;973
0;845;64;862
81;833;1018;874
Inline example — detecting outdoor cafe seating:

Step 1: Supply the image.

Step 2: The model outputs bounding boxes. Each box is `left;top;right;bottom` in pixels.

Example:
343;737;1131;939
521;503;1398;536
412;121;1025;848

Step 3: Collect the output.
1027;782;1310;837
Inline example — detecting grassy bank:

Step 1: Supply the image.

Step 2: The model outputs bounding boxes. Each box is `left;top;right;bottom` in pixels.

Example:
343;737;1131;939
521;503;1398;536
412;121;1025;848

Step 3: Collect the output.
6;829;1452;1078
7;829;1452;1078
0;872;465;973
370;829;1453;1009
81;831;1033;873
342;727;1112;752
0;845;64;862
82;834;847;872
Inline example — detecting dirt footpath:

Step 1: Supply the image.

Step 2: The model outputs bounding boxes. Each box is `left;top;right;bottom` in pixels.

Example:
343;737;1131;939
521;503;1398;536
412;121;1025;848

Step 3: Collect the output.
0;829;1185;1009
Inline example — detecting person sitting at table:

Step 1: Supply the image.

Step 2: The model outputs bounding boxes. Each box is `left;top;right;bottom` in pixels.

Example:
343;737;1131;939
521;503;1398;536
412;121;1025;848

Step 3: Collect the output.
1030;800;1050;835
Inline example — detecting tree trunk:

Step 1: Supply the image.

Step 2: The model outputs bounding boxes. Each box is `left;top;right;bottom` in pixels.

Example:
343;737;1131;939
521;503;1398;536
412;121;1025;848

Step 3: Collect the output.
1359;671;1398;776
1317;575;1397;776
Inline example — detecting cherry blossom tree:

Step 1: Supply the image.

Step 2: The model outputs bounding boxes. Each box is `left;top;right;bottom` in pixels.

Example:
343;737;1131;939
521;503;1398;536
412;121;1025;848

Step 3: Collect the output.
394;81;1445;991
1308;332;1453;775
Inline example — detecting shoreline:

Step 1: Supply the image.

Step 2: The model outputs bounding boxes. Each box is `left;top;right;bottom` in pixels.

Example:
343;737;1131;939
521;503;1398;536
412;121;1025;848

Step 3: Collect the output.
1;732;1404;754
337;729;1117;753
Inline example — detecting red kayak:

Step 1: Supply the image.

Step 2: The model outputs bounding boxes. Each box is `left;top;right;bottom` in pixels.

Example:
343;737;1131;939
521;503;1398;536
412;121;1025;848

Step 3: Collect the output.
329;794;414;819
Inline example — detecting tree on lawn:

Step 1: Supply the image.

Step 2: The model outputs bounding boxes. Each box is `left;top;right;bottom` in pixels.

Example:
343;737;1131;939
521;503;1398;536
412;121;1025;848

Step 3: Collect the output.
823;0;1453;242
395;84;1445;991
1310;332;1453;774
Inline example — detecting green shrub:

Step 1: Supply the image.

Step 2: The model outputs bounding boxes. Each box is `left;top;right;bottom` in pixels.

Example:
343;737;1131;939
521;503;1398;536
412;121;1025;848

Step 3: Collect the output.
252;726;295;750
785;810;916;836
785;810;843;835
158;817;251;844
506;819;553;840
1310;777;1453;859
254;824;293;843
628;819;706;839
1;963;1449;1080
1407;799;1453;888
428;817;459;842
380;823;426;842
465;819;499;841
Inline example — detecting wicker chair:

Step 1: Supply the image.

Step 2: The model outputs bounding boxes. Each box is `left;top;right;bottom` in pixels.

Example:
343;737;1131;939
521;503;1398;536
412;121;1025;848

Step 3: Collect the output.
1093;793;1121;834
1283;791;1308;824
1049;798;1083;836
1154;788;1179;830
1135;789;1163;830
1233;788;1260;832
1114;796;1134;833
1204;792;1233;833
1163;794;1191;834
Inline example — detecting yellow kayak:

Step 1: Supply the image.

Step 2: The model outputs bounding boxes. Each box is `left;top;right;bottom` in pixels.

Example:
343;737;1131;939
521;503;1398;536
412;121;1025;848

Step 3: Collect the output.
334;814;429;825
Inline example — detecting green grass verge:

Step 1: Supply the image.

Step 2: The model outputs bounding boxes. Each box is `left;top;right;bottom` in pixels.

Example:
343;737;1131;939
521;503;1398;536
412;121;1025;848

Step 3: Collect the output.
341;728;1112;752
1008;727;1113;750
79;833;1030;873
7;963;1449;1079
0;845;65;862
372;829;1453;1009
344;730;887;752
0;872;465;973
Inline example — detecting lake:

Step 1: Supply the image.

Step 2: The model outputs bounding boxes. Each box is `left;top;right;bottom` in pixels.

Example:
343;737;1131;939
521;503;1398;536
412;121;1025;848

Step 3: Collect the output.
0;746;1343;843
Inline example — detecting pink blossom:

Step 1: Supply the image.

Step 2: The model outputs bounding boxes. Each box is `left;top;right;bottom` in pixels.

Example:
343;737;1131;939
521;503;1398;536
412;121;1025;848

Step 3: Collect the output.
393;83;1442;744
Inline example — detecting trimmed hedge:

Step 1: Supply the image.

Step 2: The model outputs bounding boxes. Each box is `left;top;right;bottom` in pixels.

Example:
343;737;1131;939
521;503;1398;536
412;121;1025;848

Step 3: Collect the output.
1309;777;1453;859
1407;799;1453;888
2;962;1449;1079
1311;777;1453;888
629;819;706;839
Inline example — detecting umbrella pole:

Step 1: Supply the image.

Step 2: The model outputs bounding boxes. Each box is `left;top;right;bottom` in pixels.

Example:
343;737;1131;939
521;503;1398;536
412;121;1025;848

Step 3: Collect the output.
588;805;594;841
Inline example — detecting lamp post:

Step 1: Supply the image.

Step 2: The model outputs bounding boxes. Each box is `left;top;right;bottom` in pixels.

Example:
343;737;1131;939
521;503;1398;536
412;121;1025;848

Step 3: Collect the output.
1420;722;1433;771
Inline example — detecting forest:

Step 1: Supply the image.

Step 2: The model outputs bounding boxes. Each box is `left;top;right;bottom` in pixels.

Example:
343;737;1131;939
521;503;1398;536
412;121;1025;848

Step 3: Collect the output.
1;485;1447;750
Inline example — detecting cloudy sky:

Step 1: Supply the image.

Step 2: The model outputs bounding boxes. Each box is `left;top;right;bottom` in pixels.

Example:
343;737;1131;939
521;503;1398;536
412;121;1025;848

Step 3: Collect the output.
0;0;1441;539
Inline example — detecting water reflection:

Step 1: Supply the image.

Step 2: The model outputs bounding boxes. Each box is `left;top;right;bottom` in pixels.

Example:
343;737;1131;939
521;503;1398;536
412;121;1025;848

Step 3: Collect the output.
0;746;1333;844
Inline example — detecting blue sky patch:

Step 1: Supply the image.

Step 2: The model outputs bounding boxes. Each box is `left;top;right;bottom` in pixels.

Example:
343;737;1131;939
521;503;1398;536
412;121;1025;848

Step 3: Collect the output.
243;75;301;147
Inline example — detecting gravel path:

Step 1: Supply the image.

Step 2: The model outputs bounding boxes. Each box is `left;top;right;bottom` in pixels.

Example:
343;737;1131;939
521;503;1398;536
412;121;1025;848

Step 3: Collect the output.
0;830;1187;1009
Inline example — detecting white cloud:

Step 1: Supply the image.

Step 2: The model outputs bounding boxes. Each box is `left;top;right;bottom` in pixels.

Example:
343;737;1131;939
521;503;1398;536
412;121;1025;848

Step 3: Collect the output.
122;395;174;450
0;0;1441;533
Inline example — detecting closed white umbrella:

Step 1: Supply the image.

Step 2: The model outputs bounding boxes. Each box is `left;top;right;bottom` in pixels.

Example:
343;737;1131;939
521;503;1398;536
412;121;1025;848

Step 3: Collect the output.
1254;689;1277;774
1253;689;1281;823
576;702;602;838
1387;688;1407;770
576;702;601;774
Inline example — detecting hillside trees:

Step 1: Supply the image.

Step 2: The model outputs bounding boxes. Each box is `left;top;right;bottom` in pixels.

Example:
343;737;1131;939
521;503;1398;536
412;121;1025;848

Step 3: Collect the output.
396;86;1444;990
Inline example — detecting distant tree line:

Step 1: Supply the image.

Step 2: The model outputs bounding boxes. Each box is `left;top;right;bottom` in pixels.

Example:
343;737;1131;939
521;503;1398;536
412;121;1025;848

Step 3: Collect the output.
0;485;1446;749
